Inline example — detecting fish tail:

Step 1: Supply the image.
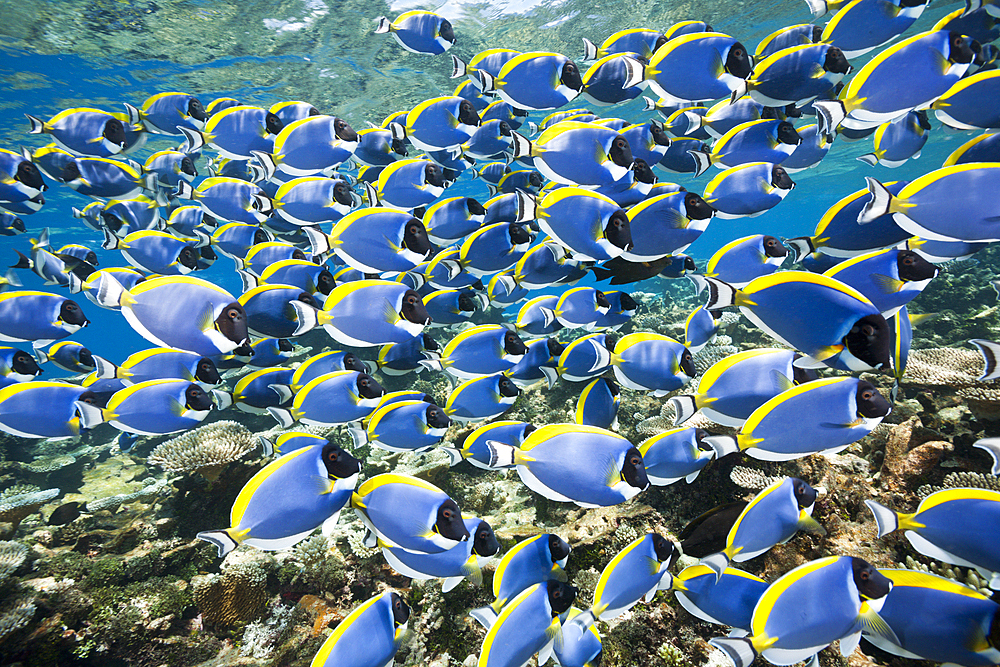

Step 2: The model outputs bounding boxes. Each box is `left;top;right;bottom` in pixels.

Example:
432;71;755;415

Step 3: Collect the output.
303;226;332;259
74;400;107;430
864;499;901;537
94;272;129;309
439;446;465;466
374;16;393;33
681;110;704;136
688;149;713;178
92;355;121;380
484;439;520;468
470;605;498;629
704;435;739;459
709;637;758;667
101;227;123;251
10;250;31;271
195;528;243;558
804;0;829;16
812;100;845;141
172;180;196;200
477;69;497;93
970;339;1000;381
348;425;369;449
701;551;731;582
178;126;205;154
450;55;467;79
267;406;296;428
290;300;322;336
257;435;274;457
510;132;533;161
25;114;46;134
668;395;698;426
858;177;893;224
973;437;1000;475
856;152;879;167
785;237;815;264
621;56;647;89
123;102;142;125
249;150;278;182
581;37;600;62
729;79;748;105
963;0;982;17
691;275;737;310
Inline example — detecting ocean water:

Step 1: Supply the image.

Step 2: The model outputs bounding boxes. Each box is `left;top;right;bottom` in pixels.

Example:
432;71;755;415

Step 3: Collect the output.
1;0;998;665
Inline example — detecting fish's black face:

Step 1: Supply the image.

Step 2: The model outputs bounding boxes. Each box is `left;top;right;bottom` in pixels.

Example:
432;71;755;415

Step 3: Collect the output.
342;353;367;373
777;121;802;146
297;291;320;310
856;380;891;418
546;337;565;357
60;299;87;326
103;118;127;148
632;159;656;184
466;197;485;216
403;219;433;256
185;384;214;411
509;223;533;245
78;390;101;407
548;534;571;562
11;350;40;376
472;519;500;557
291;248;307;261
356;372;384;400
277;338;293;351
949;32;975;64
216;302;249;345
762;106;780;120
422;333;440;351
914;110;932;131
650;122;670;146
547;580;577;615
824;46;851;75
195;357;221;384
16;161;45;191
264;112;285;135
62;161;82;183
401;289;432;325
390;592;410;626
726;42;753;78
604;378;620;397
11;217;25;233
844;313;891;370
606;210;633;251
771;166;794;190
622;446;649;490
233;342;255;357
498;120;512;137
897;249;937;282
694;428;712;452
679;348;695;376
792;477;818;509
439;19;456;44
595;290;611;310
762;235;787;258
503;329;527;356
654;33;669;53
684;256;697;271
560;61;584;91
651;533;679;565
200;245;216;265
604;333;618;352
85;250;99;265
684;192;715;220
425;163;446;188
334;117;358;142
321;443;362;479
333;181;354;206
900;0;927;6
524;171;543;190
457;291;478;312
178;246;200;270
187;98;208;122
619;292;638;311
253;228;270;244
391;138;408;156
609;136;634;168
435;498;469;542
498;376;520;398
458;100;480;126
316;269;336;295
76;347;95;368
852;557;893;600
426;404;451;429
812;25;824;42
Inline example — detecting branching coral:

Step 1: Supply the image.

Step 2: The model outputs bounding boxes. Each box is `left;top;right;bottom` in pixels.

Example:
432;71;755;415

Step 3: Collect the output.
0;541;28;584
0;488;60;530
148;420;257;482
917;471;1000;497
86;477;171;513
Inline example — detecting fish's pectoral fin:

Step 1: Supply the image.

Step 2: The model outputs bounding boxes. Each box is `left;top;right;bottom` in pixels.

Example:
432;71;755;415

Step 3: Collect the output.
820;416;864;429
858;604;898;651
871;273;904;294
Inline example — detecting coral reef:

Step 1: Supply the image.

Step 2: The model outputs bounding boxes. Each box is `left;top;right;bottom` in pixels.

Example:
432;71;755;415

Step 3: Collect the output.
148;420;258;482
0;540;28;583
0;487;60;530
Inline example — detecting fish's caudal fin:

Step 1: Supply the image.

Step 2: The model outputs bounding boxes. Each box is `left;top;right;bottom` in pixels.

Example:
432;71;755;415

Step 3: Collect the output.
267;406;296;428
710;637;757;667
290;300;320;336
973;437;1000;475
567;608;598;632
92;355;120;380
668;395;698;426
582;37;600;62
729;80;748;105
268;383;293;404
970;339;1000;381
74;401;107;430
786;236;815;264
257;435;274;457
95;272;128;309
374;16;392;33
859;177;893;224
10;251;31;270
477;70;497;93
620;56;647;89
440;447;464;467
178;127;205;154
690;275;737;310
856;153;879;167
450;55;467;79
303;226;332;258
864;499;899;538
363;181;381;207
123;102;141;126
702;552;731;582
704;435;739;459
510;132;533;160
470;606;498;629
804;0;829;16
249;150;278;182
237;270;259;293
348;426;368;449
26;114;46;134
101;227;122;251
196;530;240;558
681;111;703;135
963;0;983;17
173;180;196;200
484;440;520;468
813;100;846;140
514;188;537;222
688;150;713;177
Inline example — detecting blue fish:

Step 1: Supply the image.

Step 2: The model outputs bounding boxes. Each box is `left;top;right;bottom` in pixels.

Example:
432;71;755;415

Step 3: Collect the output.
259;431;327;457
368;158;446;211
823;248;938;318
0;291;88;349
556;333;614;382
423;196;485;244
252;114;357;179
237;284;320;339
230;367;294;414
211;222;272;260
310;591;410;667
507;337;564;388
702;162;795;219
944;131;1000;166
353;127;406;168
289;351;369;391
689;120;802;176
820;0;929;58
353;399;451;453
706;234;787;287
103;229;200;276
0;346;41;388
610;333;694;396
513;242;585;291
574;377;620;430
639;427;716;486
521;188;632;262
481;52;583;111
143;149;197;189
423;324;526;379
443;373;520;423
392;97;479;153
580;54;644;106
380;517;499;592
780;123;830;171
857;111;930;168
443;420;536;469
127;92;206;136
271;176;359;227
176;176;273;226
581;28;667;61
477;581;577;667
684;306;719;354
181;105;283;160
755;24;821;59
0;381;91;438
450;48;522;91
62;157;154;200
593;291;637;331
308;207;432;274
26;107;128;157
375;11;455;55
0;149;47;203
486;271;529;308
268;100;318;125
76;379;225;436
36;341;94;375
555;607;604;667
268;370;383;428
457;221;534;277
512;122;632;188
673;565;768;631
248;258;336;296
623;33;752;103
423;289;484;326
932;68;1000;130
736;44;850;108
0;213;25;236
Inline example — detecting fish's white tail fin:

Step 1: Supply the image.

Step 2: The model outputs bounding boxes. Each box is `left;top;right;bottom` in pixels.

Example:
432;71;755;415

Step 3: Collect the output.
123;102;142;126
348;426;368;449
864;499;899;538
291;301;320;336
701;552;730;582
970;339;1000;381
440;447;464;467
620;56;646;89
973;437;1000;475
212;390;233;410
173;180;196;200
178;126;205;154
303;225;332;258
804;0;829;16
74;401;106;430
484;440;518;468
196;530;239;558
963;0;983;17
26;115;46;134
729;80;748;105
514;188;537;222
249;150;278;182
813;100;846;140
363;181;381;207
581;37;599;62
709;637;757;667
95;272;127;309
642;96;659;112
668;395;698;426
0;268;22;288
681;111;704;135
785;236;814;264
267;407;296;428
690;275;737;310
567;608;597;632
470;606;498;629
257;435;274;457
477;70;497;93
451;55;467;79
92;355;119;380
510;132;532;160
267;384;294;404
704;435;739;459
101;227;122;251
688;150;712;177
237;270;259;293
859;177;892;224
374;16;392;33
856;153;879;167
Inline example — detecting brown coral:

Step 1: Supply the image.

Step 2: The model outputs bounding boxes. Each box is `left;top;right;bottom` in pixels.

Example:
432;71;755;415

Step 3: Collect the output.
148;420;257;482
903;347;985;387
193;560;268;627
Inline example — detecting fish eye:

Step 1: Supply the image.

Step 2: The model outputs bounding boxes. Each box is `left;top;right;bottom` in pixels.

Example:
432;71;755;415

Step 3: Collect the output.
862;324;875;336
630;455;640;466
81;396;94;404
327;451;338;461
228;309;240;320
66;303;78;311
903;256;914;265
863;390;873;400
733;47;744;56
191;388;202;396
860;570;870;580
442;508;453;518
394;599;401;609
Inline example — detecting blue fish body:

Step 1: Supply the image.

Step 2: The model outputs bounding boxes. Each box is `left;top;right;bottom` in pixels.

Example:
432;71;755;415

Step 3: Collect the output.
433;324;526;379
423;289;480;326
353;127;404;168
239;284;320;338
100;379;216;435
574;378;619;430
0;291;88;345
514;243;583;291
697;97;768;139
459;48;521;89
460;222;533;277
684;306;718;354
280;371;383;427
44;341;94;375
200;105;279;160
28;108;127;157
821;0;927;58
323;207;430;274
292;352;369;390
269;100;317;125
755;24;819;59
557;333;612;382
932;69;1000;130
588;532;677;621
424;197;485;244
781;123;829;171
264;115;357;177
639;427;715;485
624;192;713;262
581;54;643;106
381;517;495;587
464;119;512;160
479;582;572;667
508;337;562;387
257;259;334;296
497;170;543;194
378;10;454;55
944;131;1000;166
425;248;479;290
142;150;197;189
310;591;408;667
706;234;786;287
267;432;327;456
0;381;88;438
444;373;519;422
860;111;929;168
272;176;356;227
526;122;631;187
592;29;666;59
483;193;520;224
493;52;582;111
699;120;802;171
549;287;610;331
365;399;450;452
593;291;636;330
702;162;794;219
658;138;707;173
908;237;987;263
377;333;439;376
455;79;490;112
401;97;478;152
620;121;671;165
232;367;294;413
375;159;445;210
535;188;631;262
65;157;149;199
453;420;535;470
135;92;206;136
112;230;197;276
480;100;527;130
555;608;603;667
745;44;849;107
211;222;271;259
824;248;937;318
638;33;751;102
674;565;768;630
164;206;210;238
188;177;272;225
487;271;529;307
312;280;429;347
476;162;508;187
247;337;295;368
611;333;693;396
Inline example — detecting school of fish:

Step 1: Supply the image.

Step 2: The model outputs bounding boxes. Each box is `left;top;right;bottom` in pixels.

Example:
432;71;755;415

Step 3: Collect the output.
1;3;1000;666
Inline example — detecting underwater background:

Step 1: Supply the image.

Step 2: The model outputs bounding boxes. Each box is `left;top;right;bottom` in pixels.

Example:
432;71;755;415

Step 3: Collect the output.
0;0;999;666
